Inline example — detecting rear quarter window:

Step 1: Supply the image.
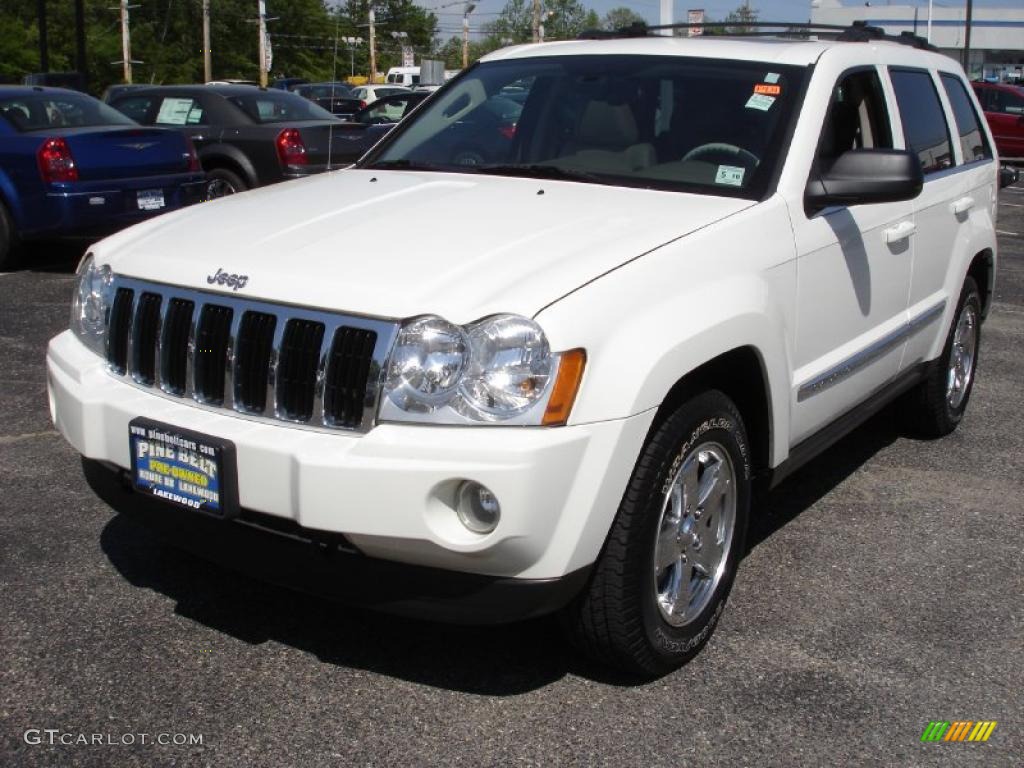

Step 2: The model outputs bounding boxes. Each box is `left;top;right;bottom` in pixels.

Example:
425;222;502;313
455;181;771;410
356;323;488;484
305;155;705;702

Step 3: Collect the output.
889;68;954;174
939;74;991;163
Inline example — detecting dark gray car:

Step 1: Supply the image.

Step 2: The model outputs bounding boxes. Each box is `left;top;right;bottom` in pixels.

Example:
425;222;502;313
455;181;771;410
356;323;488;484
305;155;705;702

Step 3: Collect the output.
109;85;352;198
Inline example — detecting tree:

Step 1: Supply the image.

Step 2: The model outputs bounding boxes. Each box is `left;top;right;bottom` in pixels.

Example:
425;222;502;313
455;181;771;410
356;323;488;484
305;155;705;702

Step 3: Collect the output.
723;3;759;35
483;0;593;45
602;7;645;32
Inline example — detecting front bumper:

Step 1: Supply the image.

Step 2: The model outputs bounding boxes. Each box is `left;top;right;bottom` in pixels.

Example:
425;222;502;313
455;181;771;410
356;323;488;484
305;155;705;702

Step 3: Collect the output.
48;330;652;585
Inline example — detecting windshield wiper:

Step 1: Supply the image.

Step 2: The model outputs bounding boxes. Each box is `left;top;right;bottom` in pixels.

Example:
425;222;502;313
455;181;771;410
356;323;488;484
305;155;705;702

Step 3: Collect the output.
473;163;604;184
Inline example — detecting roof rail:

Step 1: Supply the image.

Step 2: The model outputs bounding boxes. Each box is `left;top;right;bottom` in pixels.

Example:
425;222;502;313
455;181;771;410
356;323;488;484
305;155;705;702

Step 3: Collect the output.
576;19;940;52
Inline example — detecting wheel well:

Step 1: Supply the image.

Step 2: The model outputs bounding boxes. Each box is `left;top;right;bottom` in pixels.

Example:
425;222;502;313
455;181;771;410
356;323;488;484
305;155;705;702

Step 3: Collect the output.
200;155;250;186
968;249;994;319
650;347;772;479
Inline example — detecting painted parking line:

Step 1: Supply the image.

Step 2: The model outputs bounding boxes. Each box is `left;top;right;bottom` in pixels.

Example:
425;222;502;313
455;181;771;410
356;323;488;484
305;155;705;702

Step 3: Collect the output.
1000;202;1024;208
996;230;1019;236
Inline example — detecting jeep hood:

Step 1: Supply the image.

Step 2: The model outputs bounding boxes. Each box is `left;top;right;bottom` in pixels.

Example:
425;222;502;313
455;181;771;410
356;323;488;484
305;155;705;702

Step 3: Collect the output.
96;169;753;323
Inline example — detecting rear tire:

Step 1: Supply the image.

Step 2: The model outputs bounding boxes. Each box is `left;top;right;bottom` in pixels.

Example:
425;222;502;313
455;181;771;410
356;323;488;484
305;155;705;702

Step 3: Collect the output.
563;390;751;677
903;277;982;438
0;199;18;271
205;167;248;200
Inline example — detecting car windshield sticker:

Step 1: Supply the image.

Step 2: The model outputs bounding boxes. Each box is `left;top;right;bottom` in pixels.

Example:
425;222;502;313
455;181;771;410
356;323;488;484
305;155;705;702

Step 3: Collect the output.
156;97;196;125
754;83;781;96
715;165;745;186
745;93;776;111
764;72;781;84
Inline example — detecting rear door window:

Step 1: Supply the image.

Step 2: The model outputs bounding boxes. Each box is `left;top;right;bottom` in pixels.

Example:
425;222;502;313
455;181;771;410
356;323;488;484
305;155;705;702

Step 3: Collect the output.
939;74;991;163
993;88;1024;115
889;68;954;174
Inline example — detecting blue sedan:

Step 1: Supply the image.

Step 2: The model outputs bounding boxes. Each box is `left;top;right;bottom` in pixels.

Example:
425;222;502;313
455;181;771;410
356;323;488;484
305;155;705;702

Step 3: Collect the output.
0;86;207;269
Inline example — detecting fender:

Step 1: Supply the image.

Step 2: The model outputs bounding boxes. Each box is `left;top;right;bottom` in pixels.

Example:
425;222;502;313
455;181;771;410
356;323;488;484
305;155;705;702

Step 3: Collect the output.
537;200;797;467
198;144;260;188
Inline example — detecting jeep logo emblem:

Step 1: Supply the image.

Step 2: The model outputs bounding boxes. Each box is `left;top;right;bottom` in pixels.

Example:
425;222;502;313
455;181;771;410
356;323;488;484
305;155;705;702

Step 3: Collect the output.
207;268;248;291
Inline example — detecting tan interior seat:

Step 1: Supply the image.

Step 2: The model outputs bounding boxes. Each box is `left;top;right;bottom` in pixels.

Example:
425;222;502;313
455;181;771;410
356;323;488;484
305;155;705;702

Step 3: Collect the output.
559;100;655;174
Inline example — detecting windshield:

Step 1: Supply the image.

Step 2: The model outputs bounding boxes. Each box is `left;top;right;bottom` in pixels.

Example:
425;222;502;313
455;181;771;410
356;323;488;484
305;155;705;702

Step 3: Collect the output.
365;55;807;198
0;93;137;132
227;90;335;123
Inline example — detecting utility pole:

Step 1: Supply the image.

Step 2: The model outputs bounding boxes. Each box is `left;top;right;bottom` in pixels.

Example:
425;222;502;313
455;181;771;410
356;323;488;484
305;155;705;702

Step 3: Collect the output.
462;3;476;68
37;0;49;71
119;0;134;83
202;0;212;83
368;6;377;84
74;0;87;84
963;0;974;74
257;0;268;87
532;0;540;43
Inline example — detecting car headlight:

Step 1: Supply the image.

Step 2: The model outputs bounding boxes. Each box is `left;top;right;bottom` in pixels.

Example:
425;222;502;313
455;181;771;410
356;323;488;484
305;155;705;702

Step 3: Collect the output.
70;254;114;357
381;313;584;426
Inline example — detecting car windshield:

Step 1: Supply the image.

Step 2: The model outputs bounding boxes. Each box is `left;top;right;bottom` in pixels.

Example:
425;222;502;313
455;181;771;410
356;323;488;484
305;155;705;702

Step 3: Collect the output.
365;55;807;198
226;90;334;123
0;93;137;131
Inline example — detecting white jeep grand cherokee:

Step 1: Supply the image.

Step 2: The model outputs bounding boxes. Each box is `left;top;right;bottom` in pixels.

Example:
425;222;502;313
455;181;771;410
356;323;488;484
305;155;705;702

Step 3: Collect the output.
47;27;1011;675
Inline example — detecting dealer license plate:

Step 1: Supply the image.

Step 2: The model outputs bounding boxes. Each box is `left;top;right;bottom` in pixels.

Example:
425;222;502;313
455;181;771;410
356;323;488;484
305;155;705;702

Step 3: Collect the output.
137;189;165;211
129;418;238;518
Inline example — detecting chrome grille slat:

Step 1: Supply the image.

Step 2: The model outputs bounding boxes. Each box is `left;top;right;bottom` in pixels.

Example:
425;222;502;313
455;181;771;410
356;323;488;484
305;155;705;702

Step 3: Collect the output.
104;277;398;434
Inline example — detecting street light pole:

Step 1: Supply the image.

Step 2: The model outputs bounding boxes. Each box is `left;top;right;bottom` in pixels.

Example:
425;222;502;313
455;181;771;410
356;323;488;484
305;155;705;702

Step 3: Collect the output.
37;0;49;71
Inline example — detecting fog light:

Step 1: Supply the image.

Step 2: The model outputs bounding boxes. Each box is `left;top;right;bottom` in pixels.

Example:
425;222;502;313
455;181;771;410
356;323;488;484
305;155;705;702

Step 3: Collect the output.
456;481;501;534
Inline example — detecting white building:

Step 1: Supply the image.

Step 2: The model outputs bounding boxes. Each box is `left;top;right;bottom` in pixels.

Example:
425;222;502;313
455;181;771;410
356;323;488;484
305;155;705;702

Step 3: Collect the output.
810;0;1024;80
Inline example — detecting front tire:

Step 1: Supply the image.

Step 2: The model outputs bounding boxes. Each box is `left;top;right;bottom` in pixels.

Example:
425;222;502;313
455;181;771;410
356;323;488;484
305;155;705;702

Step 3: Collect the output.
903;277;982;438
563;390;751;677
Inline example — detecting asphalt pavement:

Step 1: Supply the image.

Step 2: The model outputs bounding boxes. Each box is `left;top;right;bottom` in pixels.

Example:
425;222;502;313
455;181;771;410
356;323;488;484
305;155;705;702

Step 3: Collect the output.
1;184;1022;767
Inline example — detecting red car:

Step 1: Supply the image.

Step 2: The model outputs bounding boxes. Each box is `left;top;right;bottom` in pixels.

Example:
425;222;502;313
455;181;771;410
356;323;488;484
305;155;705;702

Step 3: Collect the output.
972;81;1024;160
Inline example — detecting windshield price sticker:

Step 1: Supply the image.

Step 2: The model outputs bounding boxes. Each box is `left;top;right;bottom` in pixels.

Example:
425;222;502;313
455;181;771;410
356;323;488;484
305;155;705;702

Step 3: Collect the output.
745;93;776;111
129;418;238;518
754;83;781;96
715;165;745;187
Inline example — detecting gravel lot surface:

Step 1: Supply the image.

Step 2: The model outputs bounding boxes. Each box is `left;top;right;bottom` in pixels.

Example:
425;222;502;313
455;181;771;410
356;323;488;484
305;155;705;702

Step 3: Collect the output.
2;182;1022;767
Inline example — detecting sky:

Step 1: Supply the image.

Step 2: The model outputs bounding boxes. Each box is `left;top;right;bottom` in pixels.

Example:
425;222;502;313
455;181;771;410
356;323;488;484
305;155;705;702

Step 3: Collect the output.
418;0;1022;40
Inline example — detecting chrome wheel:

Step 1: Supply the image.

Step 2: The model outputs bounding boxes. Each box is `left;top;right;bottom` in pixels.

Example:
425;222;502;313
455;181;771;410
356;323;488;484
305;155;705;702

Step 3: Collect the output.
653;441;736;627
206;178;238;199
946;303;977;411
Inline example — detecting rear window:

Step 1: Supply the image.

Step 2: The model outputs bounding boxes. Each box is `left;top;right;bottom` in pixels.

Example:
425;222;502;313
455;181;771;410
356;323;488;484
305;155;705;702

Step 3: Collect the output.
939;74;991;164
0;93;136;131
226;91;334;123
889;68;954;174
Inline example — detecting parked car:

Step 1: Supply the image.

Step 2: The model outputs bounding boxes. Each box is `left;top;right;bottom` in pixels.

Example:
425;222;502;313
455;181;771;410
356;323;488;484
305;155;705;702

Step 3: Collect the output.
0;86;204;269
23;72;86;91
325;91;431;164
971;81;1024;160
349;85;410;107
48;28;1010;675
292;82;363;118
101;84;149;104
109;85;351;198
413;94;521;166
271;77;309;91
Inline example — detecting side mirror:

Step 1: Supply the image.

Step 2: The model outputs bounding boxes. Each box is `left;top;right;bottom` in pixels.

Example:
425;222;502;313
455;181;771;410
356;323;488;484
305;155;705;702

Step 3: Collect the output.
806;149;923;211
1000;165;1020;189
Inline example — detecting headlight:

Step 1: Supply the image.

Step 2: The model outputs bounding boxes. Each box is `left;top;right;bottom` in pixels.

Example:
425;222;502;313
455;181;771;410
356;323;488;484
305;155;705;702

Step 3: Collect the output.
380;313;582;426
456;314;551;419
385;316;468;412
70;254;114;356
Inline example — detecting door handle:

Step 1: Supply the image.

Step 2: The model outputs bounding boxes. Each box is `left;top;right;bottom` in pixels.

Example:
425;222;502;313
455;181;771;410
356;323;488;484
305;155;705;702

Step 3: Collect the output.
883;220;916;243
951;196;974;216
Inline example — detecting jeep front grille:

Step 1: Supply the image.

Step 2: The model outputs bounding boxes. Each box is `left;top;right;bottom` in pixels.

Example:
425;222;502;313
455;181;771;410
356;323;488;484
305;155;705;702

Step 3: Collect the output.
103;278;397;433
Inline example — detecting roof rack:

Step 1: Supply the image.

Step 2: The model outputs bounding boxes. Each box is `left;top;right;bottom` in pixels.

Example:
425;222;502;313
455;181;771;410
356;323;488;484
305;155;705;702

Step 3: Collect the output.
577;20;939;52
